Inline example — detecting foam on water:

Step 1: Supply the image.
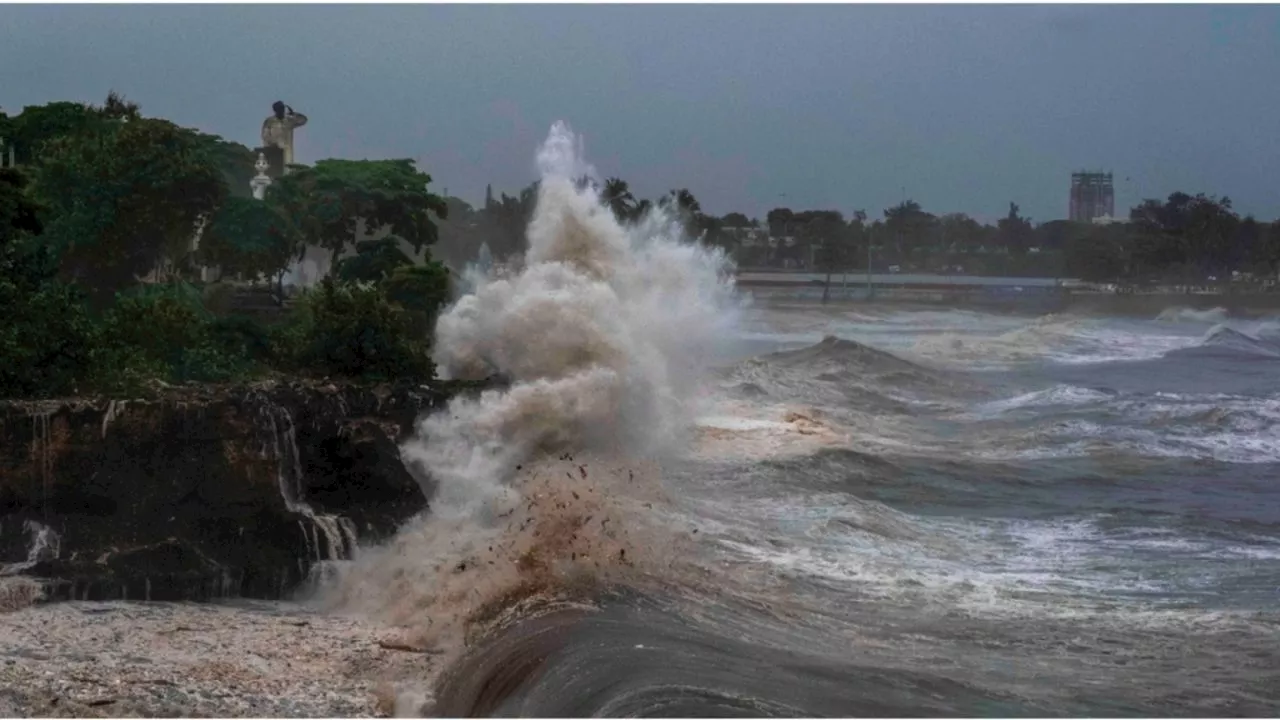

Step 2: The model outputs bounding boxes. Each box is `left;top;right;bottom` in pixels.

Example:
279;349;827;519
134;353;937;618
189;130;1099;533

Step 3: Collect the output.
327;122;744;688
1156;306;1230;324
970;385;1113;416
909;314;1200;369
403;122;742;516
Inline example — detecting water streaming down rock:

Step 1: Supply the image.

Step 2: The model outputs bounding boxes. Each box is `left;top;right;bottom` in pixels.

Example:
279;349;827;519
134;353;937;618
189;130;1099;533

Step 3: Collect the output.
0;382;447;601
0;521;61;576
255;396;361;565
100;399;126;439
31;411;52;521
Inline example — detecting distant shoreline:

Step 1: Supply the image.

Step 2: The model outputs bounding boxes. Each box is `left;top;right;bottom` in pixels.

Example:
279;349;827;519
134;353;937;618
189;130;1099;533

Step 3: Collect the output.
737;273;1280;317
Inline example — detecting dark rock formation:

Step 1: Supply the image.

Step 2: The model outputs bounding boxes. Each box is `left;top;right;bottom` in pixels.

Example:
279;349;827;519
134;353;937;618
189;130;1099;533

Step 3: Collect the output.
0;380;476;603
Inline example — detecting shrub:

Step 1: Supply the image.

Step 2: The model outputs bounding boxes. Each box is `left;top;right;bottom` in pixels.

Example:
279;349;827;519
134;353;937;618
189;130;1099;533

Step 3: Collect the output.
97;283;253;384
384;261;453;336
0;279;99;397
278;278;435;382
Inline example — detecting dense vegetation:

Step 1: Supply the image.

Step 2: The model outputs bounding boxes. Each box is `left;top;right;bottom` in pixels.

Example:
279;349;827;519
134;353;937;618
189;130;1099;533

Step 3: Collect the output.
1;93;451;399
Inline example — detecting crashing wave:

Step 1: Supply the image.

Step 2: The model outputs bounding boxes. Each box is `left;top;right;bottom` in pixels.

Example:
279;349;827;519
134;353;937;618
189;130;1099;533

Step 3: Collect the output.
1156;306;1230;324
1164;324;1280;360
325;122;742;709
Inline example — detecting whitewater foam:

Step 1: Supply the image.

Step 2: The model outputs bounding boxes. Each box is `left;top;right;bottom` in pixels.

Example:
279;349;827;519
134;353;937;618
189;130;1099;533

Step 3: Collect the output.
404;122;741;517
1156;306;1230;324
327;122;743;700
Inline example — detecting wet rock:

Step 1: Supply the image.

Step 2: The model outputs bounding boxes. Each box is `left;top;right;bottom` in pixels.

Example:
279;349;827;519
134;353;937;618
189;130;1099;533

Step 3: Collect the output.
0;379;482;603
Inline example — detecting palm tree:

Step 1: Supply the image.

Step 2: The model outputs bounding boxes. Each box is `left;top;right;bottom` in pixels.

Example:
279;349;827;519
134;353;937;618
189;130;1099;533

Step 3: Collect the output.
601;177;636;223
630;198;653;224
661;188;701;216
659;188;702;235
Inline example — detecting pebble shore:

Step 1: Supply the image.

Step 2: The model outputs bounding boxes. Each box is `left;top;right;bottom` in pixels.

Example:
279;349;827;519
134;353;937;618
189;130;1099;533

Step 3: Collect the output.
0;598;436;717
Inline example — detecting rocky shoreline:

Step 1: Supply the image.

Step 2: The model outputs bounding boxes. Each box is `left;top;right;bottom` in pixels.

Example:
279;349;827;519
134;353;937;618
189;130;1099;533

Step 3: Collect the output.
0;378;481;605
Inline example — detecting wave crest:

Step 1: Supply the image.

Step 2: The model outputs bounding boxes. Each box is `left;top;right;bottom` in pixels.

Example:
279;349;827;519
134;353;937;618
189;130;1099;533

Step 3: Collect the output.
324;122;740;706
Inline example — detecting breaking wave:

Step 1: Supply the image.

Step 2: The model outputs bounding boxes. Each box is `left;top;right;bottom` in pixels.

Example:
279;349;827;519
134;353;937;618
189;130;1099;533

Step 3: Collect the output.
1155;306;1230;324
325;122;744;709
721;335;972;411
1174;324;1280;360
305;128;1280;718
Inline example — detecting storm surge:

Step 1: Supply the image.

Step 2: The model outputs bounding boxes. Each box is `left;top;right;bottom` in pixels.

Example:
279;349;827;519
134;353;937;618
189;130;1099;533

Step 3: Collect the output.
316;130;1280;719
324;122;743;711
412;122;741;512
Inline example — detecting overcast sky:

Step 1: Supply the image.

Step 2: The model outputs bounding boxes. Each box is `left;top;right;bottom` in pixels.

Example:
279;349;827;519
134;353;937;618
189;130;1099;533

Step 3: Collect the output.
3;4;1278;223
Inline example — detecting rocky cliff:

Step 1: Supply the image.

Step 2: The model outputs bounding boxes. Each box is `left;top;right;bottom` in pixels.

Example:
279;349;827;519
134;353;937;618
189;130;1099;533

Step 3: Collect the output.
0;380;471;603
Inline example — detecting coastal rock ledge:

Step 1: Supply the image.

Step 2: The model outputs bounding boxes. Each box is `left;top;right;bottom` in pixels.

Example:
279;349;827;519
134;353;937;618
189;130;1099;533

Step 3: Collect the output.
0;380;463;604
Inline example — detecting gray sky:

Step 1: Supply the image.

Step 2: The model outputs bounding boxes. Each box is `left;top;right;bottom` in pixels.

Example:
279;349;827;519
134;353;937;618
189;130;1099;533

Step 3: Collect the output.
3;4;1278;224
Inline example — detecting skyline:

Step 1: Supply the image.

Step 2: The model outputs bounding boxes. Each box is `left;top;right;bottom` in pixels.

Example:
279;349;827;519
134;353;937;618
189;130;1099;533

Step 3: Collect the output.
3;4;1278;224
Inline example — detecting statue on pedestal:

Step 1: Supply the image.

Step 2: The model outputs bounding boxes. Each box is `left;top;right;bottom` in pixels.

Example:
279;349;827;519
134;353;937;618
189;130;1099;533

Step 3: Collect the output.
260;100;307;178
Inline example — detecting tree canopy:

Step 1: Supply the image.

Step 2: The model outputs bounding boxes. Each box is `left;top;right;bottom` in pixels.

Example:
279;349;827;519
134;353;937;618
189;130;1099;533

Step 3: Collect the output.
0;92;457;398
269;158;448;264
33;114;227;305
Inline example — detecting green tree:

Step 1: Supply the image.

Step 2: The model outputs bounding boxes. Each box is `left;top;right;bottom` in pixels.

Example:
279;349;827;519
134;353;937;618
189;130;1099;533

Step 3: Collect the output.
938;213;983;256
1257;221;1280;281
1064;222;1131;282
801;211;848;302
269;158;448;267
96;283;249;384
431;195;481;268
997;202;1034;257
3;101;103;166
600;177;637;224
0;166;99;397
476;182;538;260
659;188;702;235
384;260;454;336
280;278;435;382
199;195;301;286
336;236;415;284
1033;219;1077;254
1130;192;1239;283
33;116;227;306
882;200;936;267
193;133;259;199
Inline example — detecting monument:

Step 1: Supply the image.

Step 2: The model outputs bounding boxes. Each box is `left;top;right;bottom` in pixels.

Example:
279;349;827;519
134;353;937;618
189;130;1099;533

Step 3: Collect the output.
259;100;307;178
250;152;272;200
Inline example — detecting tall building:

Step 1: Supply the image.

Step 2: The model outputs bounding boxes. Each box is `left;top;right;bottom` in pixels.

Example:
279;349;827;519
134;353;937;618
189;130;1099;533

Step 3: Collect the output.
1069;171;1115;222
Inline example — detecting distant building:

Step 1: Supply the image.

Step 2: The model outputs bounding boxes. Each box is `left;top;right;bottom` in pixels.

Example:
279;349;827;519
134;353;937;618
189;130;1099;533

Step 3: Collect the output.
1069;171;1115;223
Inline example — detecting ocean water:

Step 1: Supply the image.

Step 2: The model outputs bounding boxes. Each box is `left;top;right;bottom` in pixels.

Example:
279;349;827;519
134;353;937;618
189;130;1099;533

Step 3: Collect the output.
14;123;1275;717
314;125;1280;717
398;305;1278;717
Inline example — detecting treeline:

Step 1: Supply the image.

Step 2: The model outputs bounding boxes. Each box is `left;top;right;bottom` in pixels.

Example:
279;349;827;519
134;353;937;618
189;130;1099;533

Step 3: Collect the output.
6;94;1280;396
435;178;1280;286
1;93;453;399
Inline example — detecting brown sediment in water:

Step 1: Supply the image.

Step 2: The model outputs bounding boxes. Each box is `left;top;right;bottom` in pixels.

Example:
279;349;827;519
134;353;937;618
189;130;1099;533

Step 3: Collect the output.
326;454;690;712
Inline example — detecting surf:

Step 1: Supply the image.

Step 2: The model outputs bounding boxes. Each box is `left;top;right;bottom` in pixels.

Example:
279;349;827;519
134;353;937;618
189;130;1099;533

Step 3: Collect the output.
320;122;745;711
